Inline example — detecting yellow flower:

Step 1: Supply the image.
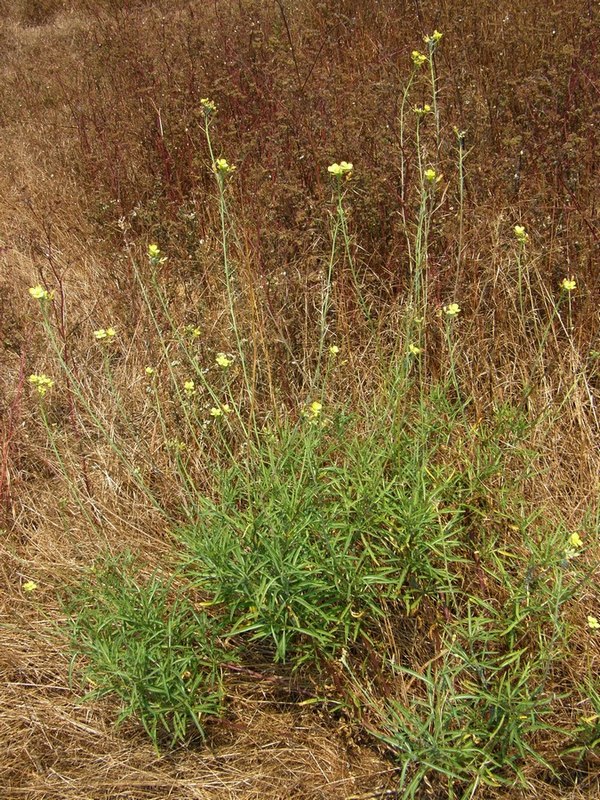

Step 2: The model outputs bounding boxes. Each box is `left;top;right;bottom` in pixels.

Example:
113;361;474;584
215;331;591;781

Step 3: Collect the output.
183;380;196;395
28;284;53;301
23;580;38;593
409;343;422;355
200;97;217;115
587;615;600;630
514;225;528;244
147;243;167;265
222;404;232;414
301;400;323;420
145;366;155;376
215;353;233;368
329;344;340;355
93;327;117;341
185;324;202;339
210;406;223;417
213;158;236;175
569;532;583;548
444;303;461;317
28;374;54;397
414;103;432;116
411;50;427;67
424;168;439;183
424;30;443;44
561;277;576;292
328;161;353;178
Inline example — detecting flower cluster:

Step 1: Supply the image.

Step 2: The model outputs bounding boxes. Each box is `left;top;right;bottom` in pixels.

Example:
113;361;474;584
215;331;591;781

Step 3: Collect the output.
424;30;443;50
23;580;38;593
28;374;54;397
210;403;232;418
561;277;576;292
216;353;234;368
411;50;427;68
213;158;236;176
183;380;196;396
28;285;53;301
424;168;441;183
200;97;217;116
93;327;117;341
414;103;432;116
184;324;202;339
588;615;600;631
514;225;528;245
302;400;323;421
563;531;586;562
327;161;353;179
329;344;340;355
444;303;461;317
148;243;167;266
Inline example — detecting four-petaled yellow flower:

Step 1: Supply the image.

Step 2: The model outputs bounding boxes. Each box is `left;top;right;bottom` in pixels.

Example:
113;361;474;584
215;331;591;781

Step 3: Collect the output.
424;168;440;183
183;380;196;395
569;532;583;548
409;343;422;355
561;277;576;292
93;327;117;341
444;303;461;317
514;225;528;244
587;615;600;630
200;97;217;115
216;353;233;368
28;374;54;397
329;345;340;355
213;158;236;175
411;50;427;67
23;580;38;593
28;285;53;301
328;161;353;178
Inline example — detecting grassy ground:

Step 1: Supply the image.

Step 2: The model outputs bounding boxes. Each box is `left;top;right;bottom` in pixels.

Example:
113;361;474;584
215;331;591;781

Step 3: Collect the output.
1;0;599;798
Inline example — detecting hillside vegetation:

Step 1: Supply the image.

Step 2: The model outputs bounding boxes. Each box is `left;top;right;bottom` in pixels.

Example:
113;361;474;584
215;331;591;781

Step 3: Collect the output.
1;1;599;798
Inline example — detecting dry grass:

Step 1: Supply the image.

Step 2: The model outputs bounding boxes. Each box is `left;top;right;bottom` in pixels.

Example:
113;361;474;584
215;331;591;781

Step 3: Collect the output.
1;0;599;797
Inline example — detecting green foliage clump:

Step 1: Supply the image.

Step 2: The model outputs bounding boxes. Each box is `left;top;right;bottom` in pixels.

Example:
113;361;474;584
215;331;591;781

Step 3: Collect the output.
63;556;227;749
374;648;560;799
179;414;466;664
